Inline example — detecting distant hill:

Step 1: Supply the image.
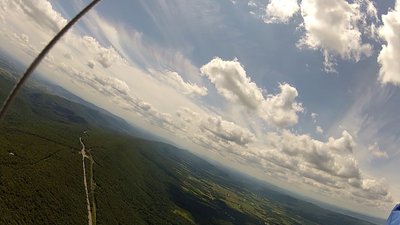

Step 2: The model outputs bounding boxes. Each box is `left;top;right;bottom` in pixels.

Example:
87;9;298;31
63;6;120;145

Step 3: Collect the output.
0;65;379;225
0;65;160;141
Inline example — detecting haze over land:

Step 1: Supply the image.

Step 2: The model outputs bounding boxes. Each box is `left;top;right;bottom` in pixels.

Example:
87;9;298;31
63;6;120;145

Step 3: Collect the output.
0;0;399;219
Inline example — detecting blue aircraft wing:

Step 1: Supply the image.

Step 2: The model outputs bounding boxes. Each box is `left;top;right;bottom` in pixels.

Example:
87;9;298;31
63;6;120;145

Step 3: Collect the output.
386;204;400;225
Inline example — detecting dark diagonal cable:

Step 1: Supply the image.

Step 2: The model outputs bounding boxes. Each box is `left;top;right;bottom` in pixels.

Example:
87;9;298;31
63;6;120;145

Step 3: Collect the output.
0;0;102;120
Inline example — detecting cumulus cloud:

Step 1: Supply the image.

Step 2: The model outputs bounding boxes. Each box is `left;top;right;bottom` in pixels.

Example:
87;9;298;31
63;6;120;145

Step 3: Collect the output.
97;50;119;68
146;107;174;127
175;107;200;129
377;1;400;85
81;36;122;68
264;0;300;23
255;0;378;71
173;107;198;132
10;32;39;57
355;179;392;202
167;108;258;151
201;58;302;127
241;129;392;207
200;58;264;110
298;0;373;72
200;116;255;146
360;0;378;21
12;0;67;33
298;165;345;189
155;71;207;97
268;130;357;174
261;83;303;127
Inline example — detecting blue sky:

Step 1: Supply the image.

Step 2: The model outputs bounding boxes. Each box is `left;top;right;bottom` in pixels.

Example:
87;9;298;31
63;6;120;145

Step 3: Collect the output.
0;0;399;218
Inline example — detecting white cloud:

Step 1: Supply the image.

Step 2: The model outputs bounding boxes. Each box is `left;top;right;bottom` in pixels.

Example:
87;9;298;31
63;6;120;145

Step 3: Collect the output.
264;0;300;24
57;63;177;130
377;1;400;85
201;58;302;127
316;126;323;134
154;70;207;97
368;143;389;159
357;179;391;202
97;49;119;68
200;115;255;147
248;1;257;7
298;0;373;72
268;130;357;175
57;64;130;98
81;36;122;68
298;165;345;189
242;129;392;207
363;0;378;20
13;0;67;33
174;107;198;131
311;112;318;123
357;0;379;40
10;32;39;57
200;57;264;110
254;0;378;72
261;83;303;127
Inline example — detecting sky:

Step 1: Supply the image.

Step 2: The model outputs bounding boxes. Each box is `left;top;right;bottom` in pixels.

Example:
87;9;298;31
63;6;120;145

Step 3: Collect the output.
0;0;399;218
